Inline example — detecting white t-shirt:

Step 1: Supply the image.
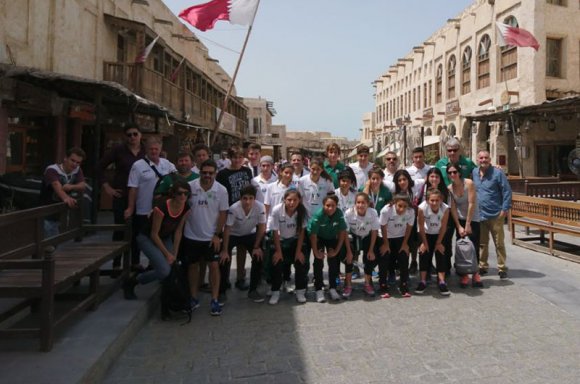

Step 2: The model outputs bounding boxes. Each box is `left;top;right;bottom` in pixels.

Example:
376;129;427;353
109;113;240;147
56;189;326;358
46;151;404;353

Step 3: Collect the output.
298;175;335;216
264;181;294;212
217;158;231;172
127;157;176;215
252;173;277;203
267;202;305;240
406;163;432;182
226;200;267;236
335;188;356;214
184;179;229;241
418;201;448;235
382;179;396;193
344;207;380;238
292;168;310;183
349;162;374;190
379;204;416;239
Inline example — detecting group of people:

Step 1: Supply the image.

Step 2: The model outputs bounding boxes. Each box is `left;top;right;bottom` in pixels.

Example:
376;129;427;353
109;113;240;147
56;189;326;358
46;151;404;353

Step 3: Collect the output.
40;124;512;317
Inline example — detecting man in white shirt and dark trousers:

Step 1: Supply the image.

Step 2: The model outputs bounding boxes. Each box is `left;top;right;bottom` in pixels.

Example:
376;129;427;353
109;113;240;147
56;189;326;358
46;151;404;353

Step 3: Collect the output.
124;136;176;270
406;147;432;182
180;159;229;316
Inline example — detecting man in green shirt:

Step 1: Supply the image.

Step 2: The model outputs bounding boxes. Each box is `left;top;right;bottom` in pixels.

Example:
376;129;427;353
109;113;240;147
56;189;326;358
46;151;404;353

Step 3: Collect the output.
435;138;476;185
323;143;346;188
155;152;199;197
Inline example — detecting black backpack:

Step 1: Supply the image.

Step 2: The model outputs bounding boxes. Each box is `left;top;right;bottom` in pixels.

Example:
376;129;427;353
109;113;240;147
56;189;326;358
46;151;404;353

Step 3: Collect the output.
455;237;478;275
161;261;192;323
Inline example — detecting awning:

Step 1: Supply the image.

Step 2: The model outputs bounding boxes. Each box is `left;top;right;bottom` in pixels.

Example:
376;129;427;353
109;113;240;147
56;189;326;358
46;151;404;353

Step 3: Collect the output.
467;95;580;122
422;135;440;147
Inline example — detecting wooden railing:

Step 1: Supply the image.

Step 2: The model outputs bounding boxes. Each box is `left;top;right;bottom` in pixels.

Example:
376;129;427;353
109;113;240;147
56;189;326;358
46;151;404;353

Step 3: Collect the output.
525;182;580;201
507;176;560;194
103;62;246;137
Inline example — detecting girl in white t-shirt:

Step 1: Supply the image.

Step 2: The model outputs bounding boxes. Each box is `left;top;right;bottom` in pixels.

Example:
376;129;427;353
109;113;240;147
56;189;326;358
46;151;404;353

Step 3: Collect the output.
335;169;357;214
379;193;416;298
415;188;451;296
264;164;295;217
344;192;380;297
267;189;308;304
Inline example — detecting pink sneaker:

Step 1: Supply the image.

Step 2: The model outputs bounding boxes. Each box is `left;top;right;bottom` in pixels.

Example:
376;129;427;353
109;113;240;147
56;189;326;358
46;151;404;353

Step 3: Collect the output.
363;284;375;297
342;285;352;298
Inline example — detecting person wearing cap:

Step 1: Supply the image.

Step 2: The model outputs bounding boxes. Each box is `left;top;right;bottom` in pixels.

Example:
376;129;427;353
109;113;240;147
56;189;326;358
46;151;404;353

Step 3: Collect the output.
252;155;277;203
349;144;373;189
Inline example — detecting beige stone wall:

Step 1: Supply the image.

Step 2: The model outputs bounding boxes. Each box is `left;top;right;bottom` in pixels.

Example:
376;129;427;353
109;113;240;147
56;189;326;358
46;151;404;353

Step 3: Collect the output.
0;0;231;91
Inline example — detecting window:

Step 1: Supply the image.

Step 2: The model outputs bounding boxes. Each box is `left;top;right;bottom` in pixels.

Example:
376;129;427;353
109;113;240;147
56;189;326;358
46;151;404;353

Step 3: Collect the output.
478;34;491;89
546;38;563;77
462;46;472;95
423;83;428;109
500;16;518;81
428;80;432;106
546;0;565;5
417;86;421;111
436;64;443;103
447;55;456;99
252;117;261;135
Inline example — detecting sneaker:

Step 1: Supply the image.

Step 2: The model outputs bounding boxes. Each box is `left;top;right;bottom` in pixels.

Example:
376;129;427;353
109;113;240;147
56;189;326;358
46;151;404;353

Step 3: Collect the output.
235;279;249;291
479;268;489;275
414;281;427;294
363;284;376;297
499;271;508;279
400;284;411;298
269;291;280;305
285;281;295;294
371;270;378;278
316;290;326;303
190;297;200;310
218;293;227;307
248;290;264;303
439;282;451;296
342;285;353;298
335;277;341;288
295;289;307;303
379;283;389;293
210;299;222;316
266;286;273;297
459;275;470;289
351;271;360;280
409;260;418;275
329;288;341;301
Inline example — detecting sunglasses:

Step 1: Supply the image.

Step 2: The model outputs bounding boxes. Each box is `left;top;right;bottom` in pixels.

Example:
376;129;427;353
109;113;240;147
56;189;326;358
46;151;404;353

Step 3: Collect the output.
447;170;459;175
385;157;397;161
201;171;214;175
126;132;139;137
176;191;190;196
447;148;459;153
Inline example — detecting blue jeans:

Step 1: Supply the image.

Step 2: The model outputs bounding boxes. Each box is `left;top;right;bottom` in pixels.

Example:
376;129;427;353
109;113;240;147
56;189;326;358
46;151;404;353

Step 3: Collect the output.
136;234;173;285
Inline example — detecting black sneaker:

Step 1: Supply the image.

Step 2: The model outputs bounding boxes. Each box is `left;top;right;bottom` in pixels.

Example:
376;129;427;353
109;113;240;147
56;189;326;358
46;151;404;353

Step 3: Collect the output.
409;260;418;275
499;271;508;279
248;290;264;303
123;275;138;300
439;283;451;296
414;282;427;294
235;279;250;291
479;268;488;276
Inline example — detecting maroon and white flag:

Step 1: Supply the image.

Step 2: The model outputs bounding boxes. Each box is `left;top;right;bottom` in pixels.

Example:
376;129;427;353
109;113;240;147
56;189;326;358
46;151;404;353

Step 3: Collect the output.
496;22;540;51
135;35;160;63
179;0;258;32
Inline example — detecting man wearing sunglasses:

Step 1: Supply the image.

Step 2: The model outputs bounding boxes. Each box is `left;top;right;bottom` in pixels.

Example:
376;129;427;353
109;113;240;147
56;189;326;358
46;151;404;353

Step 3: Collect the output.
435;138;477;186
382;151;398;192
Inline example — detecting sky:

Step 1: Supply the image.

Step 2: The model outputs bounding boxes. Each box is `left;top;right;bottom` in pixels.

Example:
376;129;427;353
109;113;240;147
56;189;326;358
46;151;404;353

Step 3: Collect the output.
164;0;474;140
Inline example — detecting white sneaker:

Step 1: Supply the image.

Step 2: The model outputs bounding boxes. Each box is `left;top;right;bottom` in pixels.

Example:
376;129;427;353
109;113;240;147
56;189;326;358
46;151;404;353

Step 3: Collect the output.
316;290;326;303
285;281;295;294
329;288;341;301
266;286;272;297
295;289;307;303
269;291;280;305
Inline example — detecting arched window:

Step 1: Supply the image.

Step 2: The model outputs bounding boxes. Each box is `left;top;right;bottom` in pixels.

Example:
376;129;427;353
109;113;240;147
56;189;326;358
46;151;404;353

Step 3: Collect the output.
477;34;491;89
448;123;457;138
436;64;443;104
462;46;472;95
500;16;518;81
447;55;456;99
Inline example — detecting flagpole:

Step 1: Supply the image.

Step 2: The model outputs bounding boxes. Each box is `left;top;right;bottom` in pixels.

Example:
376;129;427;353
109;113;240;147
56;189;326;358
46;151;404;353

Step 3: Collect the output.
210;0;261;146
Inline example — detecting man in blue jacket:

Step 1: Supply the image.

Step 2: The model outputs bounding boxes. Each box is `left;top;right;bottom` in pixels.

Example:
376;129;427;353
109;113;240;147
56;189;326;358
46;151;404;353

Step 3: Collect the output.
472;151;512;279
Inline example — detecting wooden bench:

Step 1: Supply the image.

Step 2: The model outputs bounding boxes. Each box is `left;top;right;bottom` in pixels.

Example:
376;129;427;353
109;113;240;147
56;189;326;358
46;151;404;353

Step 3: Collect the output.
0;202;131;351
509;195;580;263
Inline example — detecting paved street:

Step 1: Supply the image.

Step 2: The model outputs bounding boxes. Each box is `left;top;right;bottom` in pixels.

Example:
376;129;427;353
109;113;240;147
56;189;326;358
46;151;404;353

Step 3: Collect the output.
104;227;580;384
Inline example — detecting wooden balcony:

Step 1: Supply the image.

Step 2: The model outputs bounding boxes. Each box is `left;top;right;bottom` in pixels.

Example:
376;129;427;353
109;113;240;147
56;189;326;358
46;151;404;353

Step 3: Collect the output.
103;62;246;137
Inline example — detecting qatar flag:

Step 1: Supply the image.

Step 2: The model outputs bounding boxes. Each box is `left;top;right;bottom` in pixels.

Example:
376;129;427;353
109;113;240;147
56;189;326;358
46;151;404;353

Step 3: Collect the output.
496;22;540;51
179;0;259;31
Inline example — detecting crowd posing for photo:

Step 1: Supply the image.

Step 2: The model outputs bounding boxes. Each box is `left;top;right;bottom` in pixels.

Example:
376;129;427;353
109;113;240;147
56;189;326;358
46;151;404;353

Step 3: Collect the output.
45;128;511;317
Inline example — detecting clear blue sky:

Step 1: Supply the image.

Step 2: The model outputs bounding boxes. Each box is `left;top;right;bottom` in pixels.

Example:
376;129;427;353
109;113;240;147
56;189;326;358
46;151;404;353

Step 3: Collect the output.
165;0;474;139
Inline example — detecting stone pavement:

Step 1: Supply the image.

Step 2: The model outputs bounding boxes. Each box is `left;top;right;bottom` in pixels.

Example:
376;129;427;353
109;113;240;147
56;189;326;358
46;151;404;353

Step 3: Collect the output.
103;226;580;384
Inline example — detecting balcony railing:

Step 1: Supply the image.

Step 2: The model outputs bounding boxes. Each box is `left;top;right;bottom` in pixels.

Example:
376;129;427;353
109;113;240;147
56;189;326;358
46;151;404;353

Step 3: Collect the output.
103;61;246;138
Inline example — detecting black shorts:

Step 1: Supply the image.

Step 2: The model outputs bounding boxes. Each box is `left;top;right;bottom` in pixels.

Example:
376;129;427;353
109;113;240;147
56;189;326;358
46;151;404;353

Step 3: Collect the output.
179;237;220;264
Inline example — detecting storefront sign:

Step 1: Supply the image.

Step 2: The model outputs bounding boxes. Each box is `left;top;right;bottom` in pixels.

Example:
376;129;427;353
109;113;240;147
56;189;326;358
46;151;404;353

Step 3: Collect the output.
69;103;96;122
135;114;156;133
446;100;460;116
423;107;433;121
216;108;237;136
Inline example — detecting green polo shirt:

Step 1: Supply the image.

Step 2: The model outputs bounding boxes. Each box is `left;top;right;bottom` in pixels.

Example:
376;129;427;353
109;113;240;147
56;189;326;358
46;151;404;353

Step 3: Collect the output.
307;207;347;240
435;155;476;186
154;172;199;196
323;160;346;188
359;184;392;215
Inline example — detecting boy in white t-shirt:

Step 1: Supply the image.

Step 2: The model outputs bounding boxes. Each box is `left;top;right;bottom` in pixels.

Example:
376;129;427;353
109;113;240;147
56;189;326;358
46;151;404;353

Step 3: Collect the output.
251;156;277;203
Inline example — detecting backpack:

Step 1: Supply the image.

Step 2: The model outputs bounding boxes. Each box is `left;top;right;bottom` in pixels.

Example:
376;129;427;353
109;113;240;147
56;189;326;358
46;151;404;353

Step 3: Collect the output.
161;261;192;323
454;237;478;275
